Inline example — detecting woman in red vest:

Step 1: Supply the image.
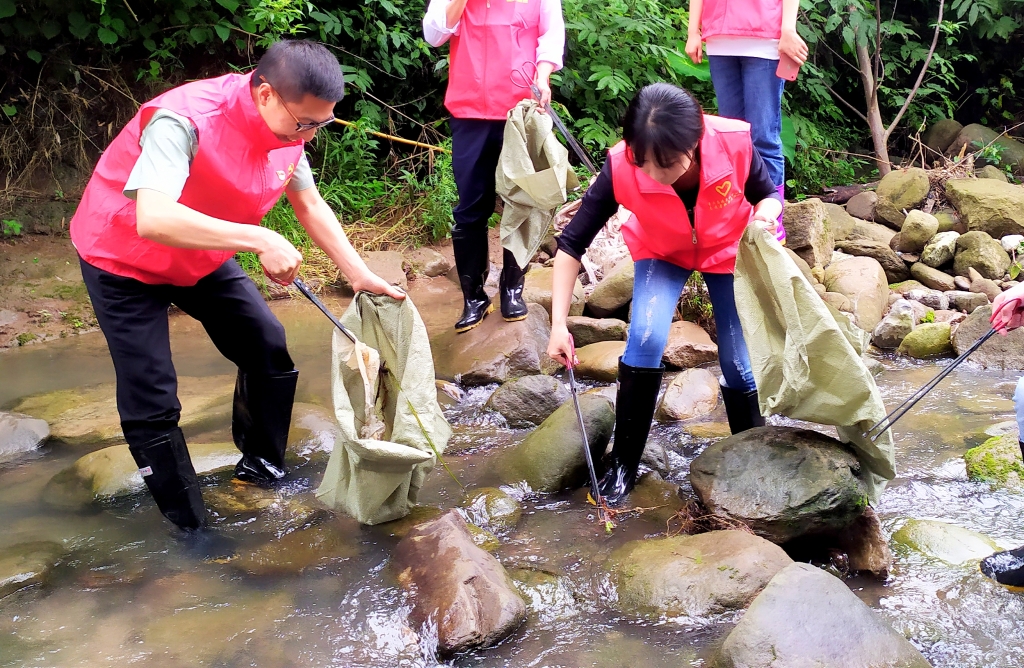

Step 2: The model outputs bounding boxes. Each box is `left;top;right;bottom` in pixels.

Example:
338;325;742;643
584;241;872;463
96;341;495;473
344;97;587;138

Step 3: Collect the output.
547;83;783;504
424;0;565;332
70;41;404;536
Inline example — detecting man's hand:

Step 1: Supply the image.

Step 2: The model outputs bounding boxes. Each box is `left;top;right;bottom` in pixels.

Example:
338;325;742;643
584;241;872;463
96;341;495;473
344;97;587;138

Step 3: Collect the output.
779;28;808;66
351;270;407;300
256;228;303;285
991;283;1024;334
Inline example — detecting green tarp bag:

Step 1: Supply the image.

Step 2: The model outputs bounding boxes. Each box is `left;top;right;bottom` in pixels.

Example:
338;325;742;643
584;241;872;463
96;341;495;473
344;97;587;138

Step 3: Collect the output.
496;99;580;270
315;293;452;525
734;226;896;503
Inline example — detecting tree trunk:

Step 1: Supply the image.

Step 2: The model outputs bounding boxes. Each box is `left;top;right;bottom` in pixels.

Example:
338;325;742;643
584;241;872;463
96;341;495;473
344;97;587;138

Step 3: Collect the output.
856;42;891;175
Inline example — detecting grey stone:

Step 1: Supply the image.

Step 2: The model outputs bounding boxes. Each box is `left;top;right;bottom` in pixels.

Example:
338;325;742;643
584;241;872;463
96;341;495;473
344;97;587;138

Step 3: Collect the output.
587;261;634;317
1001;234;1024;253
954;230;1011;279
823;202;858;241
968;267;1003;301
947;123;1024;174
0;411;50;463
945;290;989;313
923;119;964;155
954;275;972;290
485;375;569;427
565;316;627;347
834;239;909;283
892;519;999;564
845;191;878;221
846;219;896;245
920;230;960;268
655;368;719;422
783;198;835;267
904;288;949;311
898;210;939;252
871;303;915;349
978;164;1010;182
946;178;1024;237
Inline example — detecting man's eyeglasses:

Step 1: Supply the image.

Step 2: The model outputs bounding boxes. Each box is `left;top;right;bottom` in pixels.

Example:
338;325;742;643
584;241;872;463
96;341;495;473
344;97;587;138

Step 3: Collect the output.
261;76;335;132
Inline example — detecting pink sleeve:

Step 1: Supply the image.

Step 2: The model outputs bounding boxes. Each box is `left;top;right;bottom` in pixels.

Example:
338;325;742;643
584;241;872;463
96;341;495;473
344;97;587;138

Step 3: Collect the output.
536;0;566;70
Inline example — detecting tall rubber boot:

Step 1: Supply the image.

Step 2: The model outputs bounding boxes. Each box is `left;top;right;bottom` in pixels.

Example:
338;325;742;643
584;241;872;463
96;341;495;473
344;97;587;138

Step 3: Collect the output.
775;183;787;245
128;427;207;531
452;228;493;332
720;379;766;434
499;248;528;322
597;359;664;506
232;369;298;484
981;545;1024;589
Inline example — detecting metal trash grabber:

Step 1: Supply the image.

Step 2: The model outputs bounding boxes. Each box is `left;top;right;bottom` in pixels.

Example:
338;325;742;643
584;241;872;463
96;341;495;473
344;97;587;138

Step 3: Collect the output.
293;278;358;345
863;327;997;443
564;337;611;525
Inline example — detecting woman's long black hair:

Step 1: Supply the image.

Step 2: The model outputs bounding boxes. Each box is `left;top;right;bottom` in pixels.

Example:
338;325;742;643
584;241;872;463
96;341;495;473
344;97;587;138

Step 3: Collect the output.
622;82;704;169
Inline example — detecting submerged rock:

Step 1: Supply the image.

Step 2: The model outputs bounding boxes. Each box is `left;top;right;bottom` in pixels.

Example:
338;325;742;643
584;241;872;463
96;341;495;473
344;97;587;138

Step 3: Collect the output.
485;375;569;427
717;563;930;668
234;522;359;576
0;411;49;464
392;510;526;655
0;541;65;598
607;530;792;617
892;519;999;564
624;472;687;526
689;427;868;543
466;523;501;552
508;568;579;623
10;375;235;446
655;368;718;422
964;435;1024;489
460;487;522;532
499;394;614;492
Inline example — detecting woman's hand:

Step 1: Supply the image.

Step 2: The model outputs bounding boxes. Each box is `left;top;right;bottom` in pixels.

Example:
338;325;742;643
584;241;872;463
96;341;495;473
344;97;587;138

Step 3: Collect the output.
685;32;703;64
547;322;578;367
779;28;808;66
749;212;779;236
535;61;555;109
991;283;1024;334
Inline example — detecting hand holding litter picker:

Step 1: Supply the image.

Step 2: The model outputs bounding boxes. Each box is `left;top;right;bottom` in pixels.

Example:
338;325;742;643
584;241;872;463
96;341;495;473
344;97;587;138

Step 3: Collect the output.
990;289;1024;335
564;335;611;525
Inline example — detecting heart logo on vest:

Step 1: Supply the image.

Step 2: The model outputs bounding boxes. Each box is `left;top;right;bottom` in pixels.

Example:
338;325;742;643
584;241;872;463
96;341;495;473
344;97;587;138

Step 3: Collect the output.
715;181;732;198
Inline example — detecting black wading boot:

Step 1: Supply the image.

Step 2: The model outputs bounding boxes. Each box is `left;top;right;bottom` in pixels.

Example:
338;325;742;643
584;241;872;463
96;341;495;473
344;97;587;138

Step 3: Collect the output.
452;229;493;332
720;379;766;434
128;427;207;531
597;359;664;506
981;545;1024;590
233;369;298;484
499;248;529;322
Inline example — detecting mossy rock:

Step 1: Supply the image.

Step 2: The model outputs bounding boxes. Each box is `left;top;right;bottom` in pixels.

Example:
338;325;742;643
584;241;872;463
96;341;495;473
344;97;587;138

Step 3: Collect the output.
897;322;953;359
964;435;1024;489
891;519;999;564
466;523;500;552
460;487;522;532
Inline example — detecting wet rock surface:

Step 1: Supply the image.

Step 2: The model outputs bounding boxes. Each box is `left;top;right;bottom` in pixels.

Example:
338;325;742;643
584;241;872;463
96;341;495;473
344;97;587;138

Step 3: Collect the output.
459;487;522;532
0;541;65;598
963;434;1024;489
574;340;625;382
655;368;719;422
892;519;1000;564
0;411;49;464
485;375;569;427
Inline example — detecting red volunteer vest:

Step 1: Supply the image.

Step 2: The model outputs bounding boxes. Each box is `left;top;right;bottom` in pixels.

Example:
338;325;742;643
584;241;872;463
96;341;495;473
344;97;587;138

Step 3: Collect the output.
610;115;754;274
446;0;540;120
700;0;783;40
71;72;305;286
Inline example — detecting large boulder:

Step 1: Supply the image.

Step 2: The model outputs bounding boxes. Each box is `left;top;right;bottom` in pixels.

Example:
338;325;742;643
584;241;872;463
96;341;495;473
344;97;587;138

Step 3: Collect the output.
845;191;877;221
716;563;930;668
834;239;909;283
923;118;964;155
846;219;897;245
432;304;558;385
10;375;235;446
655;368;719;422
920;230;960;268
871;301;915;349
823;256;889;331
823;202;858;241
587;261;634;317
690;427;869;543
499;394;614;492
910;263;956;292
662;321;719;368
782;198;835;268
897;210;939;253
485;375;569;427
945;178;1024;237
0;411;49;464
607;531;792;617
522;265;585;317
897;322;953;359
565;316;627;347
953;230;1011;280
44;441;241;509
892;519;999;564
460;487;522;532
947;123;1024;174
875;167;931;228
0;541;65;598
392;510;526;655
964;434;1024;489
574;340;626;382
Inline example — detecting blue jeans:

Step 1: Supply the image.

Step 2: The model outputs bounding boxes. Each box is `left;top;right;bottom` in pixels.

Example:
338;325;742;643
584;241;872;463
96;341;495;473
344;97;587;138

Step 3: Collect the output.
708;55;786;188
622;259;756;393
1014;378;1024;439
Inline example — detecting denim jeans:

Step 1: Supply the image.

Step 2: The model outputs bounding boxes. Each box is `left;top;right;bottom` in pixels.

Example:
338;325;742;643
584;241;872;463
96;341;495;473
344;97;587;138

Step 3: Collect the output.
622;259;757;392
708;55;786;188
1014;378;1024;440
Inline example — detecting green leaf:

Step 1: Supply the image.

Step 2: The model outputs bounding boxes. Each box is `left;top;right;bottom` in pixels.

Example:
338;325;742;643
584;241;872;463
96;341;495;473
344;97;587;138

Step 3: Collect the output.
215;22;231;41
0;0;14;19
216;0;240;12
68;12;92;39
40;20;61;39
97;26;118;44
1;104;15;117
665;49;711;81
190;26;209;43
26;49;41;63
781;114;797;162
1011;264;1021;280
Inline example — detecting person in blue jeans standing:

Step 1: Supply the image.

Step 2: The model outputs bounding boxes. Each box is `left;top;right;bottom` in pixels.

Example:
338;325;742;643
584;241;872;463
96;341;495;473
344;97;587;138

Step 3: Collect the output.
685;0;808;242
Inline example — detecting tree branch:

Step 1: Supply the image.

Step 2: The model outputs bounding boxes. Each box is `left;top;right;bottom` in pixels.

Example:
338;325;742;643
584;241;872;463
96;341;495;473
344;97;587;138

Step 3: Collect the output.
884;0;945;141
825;84;869;123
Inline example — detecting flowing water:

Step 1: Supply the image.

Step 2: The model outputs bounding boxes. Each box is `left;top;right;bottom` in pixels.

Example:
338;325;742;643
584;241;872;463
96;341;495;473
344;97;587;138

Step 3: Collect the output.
2;285;1024;667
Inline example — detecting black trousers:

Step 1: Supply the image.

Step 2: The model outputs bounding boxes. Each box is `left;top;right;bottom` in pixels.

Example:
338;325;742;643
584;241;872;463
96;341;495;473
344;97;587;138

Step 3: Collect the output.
80;257;294;447
450;117;506;237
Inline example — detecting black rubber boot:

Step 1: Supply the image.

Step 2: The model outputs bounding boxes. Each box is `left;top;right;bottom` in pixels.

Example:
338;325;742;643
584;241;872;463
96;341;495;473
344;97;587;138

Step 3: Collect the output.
981;545;1024;589
597;359;664;506
232;369;298;484
128;427;207;531
499;248;529;322
452;229;493;332
1020;440;1024;462
720;379;766;434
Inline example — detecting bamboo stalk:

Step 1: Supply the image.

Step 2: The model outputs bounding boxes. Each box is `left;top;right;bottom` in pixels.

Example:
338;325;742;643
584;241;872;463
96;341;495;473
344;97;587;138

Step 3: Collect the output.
333;119;450;154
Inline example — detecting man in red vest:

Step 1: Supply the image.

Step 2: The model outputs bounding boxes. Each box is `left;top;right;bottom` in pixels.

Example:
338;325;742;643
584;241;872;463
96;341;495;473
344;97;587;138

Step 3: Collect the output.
70;40;404;533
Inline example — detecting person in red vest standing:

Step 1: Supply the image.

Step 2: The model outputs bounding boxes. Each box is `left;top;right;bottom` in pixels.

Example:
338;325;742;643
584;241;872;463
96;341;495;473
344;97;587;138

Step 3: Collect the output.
423;0;565;332
546;83;783;505
70;40;405;534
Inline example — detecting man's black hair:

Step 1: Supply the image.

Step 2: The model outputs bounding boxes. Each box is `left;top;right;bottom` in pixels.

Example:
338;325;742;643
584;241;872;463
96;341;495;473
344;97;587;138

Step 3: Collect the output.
622;83;704;169
252;40;345;103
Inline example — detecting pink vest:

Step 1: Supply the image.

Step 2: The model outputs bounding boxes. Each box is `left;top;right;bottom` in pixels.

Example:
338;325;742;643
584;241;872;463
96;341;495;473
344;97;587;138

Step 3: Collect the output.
610;115;754;274
71;72;305;286
700;0;783;40
446;0;540;120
